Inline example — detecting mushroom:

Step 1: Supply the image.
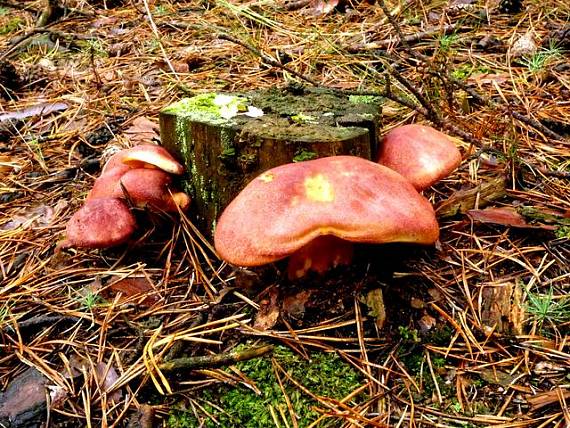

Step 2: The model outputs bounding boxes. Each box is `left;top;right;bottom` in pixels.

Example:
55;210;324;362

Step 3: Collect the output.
102;144;184;175
88;144;190;212
89;168;191;212
377;124;462;191
87;164;130;199
59;197;137;249
60;144;190;250
214;156;439;279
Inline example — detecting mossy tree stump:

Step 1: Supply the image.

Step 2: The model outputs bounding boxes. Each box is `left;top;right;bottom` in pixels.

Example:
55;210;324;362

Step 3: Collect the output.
159;86;383;236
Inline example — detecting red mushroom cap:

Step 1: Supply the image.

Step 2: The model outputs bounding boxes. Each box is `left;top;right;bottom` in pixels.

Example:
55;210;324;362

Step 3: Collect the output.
102;144;184;175
377;124;462;191
90;168;190;212
60;197;136;249
214;156;439;269
88;164;131;200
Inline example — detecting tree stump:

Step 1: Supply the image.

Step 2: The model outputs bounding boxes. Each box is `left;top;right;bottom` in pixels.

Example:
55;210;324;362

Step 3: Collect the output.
159;86;383;236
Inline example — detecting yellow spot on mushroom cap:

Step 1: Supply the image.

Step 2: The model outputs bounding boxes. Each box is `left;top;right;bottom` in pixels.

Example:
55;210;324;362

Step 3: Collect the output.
304;174;334;202
258;172;274;183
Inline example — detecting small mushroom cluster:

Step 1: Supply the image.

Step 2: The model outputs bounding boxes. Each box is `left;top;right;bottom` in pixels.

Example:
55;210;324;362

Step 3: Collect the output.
214;124;461;279
59;144;190;250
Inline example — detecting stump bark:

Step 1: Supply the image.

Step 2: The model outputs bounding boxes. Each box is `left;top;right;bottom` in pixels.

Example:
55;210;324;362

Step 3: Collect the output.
159;86;383;235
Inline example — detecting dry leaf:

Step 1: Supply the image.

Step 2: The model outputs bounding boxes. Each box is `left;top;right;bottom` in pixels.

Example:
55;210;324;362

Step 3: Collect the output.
90;16;118;28
361;288;386;329
436;177;507;218
283;290;312;319
533;361;566;376
124;117;160;144
1;204;56;230
311;0;339;14
106;276;160;307
0;102;68;122
479;281;524;335
479;367;516;386
131;404;155;428
68;357;122;402
427;288;443;302
418;314;436;333
410;297;426;309
468;73;509;86
0;154;21;176
511;32;538;58
94;362;122;403
156;59;190;73
0;368;48;424
107;42;132;57
253;286;280;330
448;0;476;7
526;388;570;411
468;207;556;230
48;385;68;409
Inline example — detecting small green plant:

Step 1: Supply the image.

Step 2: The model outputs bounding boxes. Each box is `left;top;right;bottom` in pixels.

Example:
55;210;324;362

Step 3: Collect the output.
525;284;570;332
450;64;473;80
219;147;236;161
84;38;108;57
521;43;562;73
348;95;383;105
432;356;446;369
450;63;492;81
450;399;462;413
0;7;24;35
167;410;196;428
0;16;23;35
555;225;570;239
79;289;103;311
426;325;454;346
437;34;460;53
153;4;172;15
398;325;420;343
506;140;520;166
290;113;317;124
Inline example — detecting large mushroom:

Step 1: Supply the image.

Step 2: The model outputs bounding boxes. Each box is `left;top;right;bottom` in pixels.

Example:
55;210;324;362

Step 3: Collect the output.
214;156;439;279
377;124;462;191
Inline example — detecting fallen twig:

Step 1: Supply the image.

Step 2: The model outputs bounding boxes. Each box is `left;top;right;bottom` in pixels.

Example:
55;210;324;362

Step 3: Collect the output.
158;344;274;372
347;24;464;52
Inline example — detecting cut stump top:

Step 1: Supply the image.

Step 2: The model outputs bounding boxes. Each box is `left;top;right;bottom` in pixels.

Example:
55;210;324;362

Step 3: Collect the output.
159;86;383;237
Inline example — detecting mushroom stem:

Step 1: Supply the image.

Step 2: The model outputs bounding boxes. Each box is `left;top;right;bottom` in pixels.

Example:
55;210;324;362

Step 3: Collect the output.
287;235;354;280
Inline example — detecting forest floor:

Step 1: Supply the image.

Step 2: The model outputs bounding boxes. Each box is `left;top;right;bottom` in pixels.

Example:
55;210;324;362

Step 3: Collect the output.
1;0;569;427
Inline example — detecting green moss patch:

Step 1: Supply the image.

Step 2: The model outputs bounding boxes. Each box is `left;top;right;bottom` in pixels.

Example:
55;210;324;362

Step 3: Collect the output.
0;10;24;35
168;345;364;427
162;93;250;124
